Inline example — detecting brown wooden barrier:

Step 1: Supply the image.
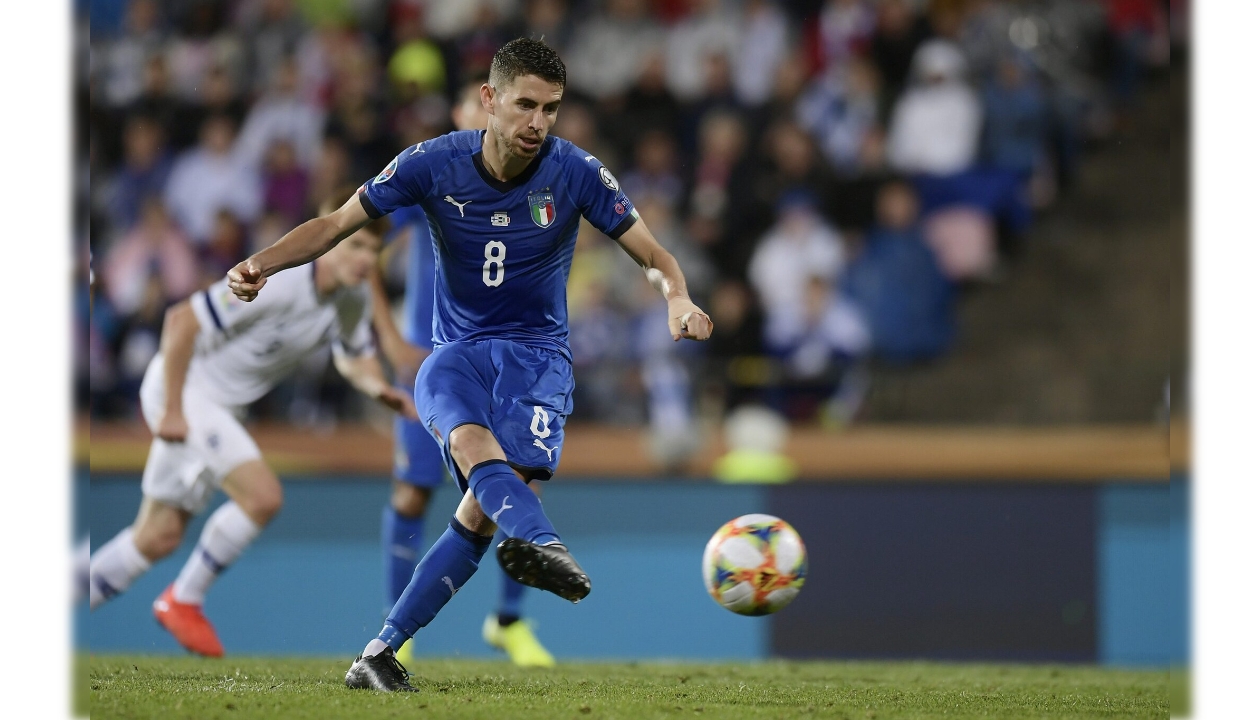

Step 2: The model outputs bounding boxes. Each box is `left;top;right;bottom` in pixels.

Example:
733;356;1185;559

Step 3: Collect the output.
81;416;1184;481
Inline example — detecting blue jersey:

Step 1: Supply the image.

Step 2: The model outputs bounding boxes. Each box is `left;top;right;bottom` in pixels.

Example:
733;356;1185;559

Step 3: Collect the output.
359;130;638;360
387;205;436;350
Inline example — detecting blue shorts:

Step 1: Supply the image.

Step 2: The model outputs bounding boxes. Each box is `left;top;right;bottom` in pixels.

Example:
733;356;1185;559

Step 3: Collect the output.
415;339;573;493
393;408;448;488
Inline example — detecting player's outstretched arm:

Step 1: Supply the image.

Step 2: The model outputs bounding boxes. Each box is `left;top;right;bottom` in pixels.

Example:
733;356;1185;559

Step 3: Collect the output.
227;194;372;301
333;351;419;421
155;300;202;442
613;220;713;342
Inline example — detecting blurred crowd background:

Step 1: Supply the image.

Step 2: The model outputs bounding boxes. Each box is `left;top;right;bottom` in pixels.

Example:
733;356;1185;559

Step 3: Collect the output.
80;0;1181;455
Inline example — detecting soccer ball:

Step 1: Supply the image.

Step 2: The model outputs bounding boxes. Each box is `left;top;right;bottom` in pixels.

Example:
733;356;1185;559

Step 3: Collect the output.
702;514;807;616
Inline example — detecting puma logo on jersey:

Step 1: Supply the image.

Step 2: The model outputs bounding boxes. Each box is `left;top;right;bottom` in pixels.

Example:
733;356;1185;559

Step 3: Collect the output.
583;155;596;162
441;576;458;596
491;496;514;523
444;195;470;217
410;143;425;155
533;439;559;461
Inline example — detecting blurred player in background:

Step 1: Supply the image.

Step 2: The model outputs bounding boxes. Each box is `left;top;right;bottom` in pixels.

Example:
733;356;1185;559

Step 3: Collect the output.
228;38;712;692
88;218;416;657
75;257;97;606
371;79;555;668
74;537;90;604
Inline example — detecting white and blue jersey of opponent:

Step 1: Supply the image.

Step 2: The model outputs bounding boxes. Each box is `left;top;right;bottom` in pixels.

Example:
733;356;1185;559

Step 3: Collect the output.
229;37;713;686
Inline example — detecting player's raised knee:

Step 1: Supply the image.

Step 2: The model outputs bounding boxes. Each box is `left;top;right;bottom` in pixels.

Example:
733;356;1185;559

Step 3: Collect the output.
245;482;284;523
447;424;505;474
223;462;284;524
133;520;184;561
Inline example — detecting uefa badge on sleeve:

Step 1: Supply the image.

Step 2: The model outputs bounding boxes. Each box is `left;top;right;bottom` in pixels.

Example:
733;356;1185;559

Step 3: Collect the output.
528;192;556;228
598;165;620;192
372;158;398;185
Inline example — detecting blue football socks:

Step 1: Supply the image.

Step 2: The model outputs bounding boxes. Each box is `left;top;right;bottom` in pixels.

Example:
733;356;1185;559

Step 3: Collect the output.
494;528;528;623
467;460;560;546
382;506;425;613
377;518;493;651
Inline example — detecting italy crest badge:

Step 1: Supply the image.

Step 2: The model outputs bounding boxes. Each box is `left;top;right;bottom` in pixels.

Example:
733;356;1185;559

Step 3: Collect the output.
528;192;556;228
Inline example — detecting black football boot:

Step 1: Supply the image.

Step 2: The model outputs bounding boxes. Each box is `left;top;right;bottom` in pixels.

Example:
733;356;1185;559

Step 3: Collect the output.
344;647;420;692
496;538;591;603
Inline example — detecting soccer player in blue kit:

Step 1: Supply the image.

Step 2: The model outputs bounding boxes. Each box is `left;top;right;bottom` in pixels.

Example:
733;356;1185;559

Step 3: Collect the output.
227;39;713;692
370;80;556;667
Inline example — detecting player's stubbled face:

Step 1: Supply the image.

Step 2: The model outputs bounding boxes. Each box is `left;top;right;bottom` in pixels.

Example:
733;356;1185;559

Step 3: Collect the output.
329;232;381;286
493;74;563;159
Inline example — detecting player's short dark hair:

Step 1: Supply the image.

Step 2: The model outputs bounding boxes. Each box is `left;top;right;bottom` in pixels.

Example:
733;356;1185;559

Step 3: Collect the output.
488;38;566;89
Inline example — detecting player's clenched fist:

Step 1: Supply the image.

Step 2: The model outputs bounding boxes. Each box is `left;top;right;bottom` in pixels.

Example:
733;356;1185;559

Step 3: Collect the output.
156;410;189;443
668;297;713;342
377;386;420;421
227;258;267;301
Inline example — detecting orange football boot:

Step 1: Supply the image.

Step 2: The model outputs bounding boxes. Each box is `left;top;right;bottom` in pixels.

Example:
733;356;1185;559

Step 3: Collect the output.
153;585;225;657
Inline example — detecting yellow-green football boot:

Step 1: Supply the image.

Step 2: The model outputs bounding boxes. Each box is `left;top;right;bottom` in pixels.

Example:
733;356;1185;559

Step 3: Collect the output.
394;637;415;667
482;615;556;668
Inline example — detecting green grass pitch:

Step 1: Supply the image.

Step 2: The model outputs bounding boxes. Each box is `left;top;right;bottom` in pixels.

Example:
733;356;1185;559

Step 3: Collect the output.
85;655;1170;719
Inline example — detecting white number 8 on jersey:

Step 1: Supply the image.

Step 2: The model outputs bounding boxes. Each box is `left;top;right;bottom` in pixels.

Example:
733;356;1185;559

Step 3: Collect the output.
530;405;551;439
483;240;506;287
